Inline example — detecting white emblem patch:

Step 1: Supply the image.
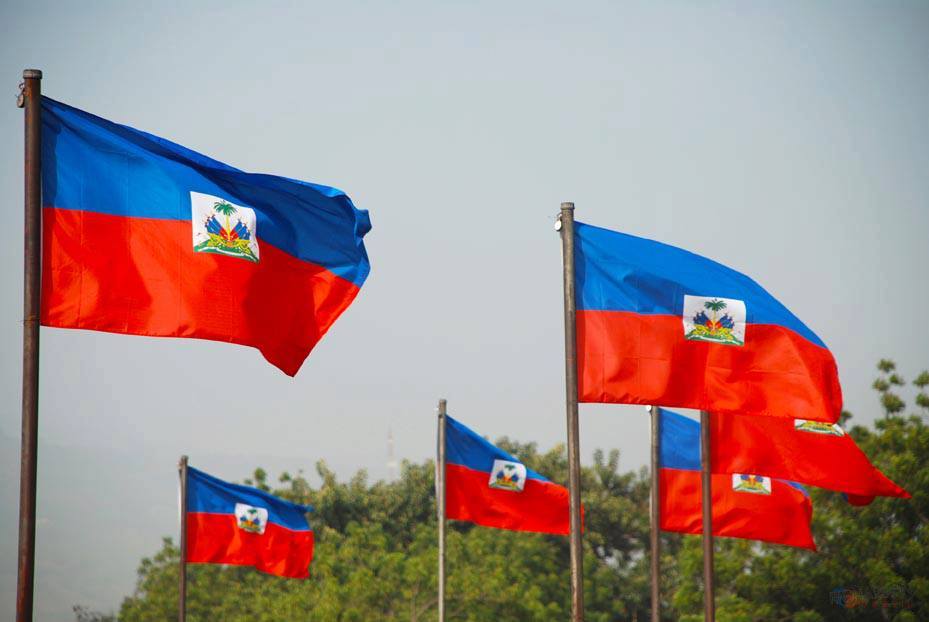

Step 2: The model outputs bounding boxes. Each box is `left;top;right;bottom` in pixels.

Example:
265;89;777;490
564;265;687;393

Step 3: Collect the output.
488;459;527;492
191;191;260;263
794;419;845;436
234;503;268;534
683;295;746;346
731;474;772;495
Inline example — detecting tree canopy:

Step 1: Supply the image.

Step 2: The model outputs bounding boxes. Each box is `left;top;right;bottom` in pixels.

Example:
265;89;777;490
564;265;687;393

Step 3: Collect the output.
87;361;928;621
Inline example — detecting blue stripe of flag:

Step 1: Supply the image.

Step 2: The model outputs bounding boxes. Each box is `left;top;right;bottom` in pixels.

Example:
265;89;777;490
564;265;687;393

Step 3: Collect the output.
658;408;702;471
445;415;549;483
41;97;371;286
574;222;826;348
187;466;312;532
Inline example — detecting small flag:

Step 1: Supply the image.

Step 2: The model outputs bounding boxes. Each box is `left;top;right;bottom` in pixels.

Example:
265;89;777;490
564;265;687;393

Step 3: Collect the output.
658;409;815;550
185;466;314;578
574;222;841;423
40;97;371;376
445;415;573;535
710;412;908;503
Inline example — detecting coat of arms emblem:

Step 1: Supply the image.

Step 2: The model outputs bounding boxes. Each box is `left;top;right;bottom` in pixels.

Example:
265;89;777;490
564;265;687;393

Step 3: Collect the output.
794;419;845;436
731;473;772;495
488;459;527;492
683;295;746;346
234;503;268;534
191;191;260;263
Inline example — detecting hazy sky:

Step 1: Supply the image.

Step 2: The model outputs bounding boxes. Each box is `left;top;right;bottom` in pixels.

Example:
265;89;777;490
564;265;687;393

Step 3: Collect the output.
1;1;927;618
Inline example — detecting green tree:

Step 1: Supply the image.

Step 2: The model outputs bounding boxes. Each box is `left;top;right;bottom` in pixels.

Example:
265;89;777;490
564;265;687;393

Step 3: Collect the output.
667;361;929;621
874;359;906;416
73;606;116;622
914;371;929;414
112;359;928;621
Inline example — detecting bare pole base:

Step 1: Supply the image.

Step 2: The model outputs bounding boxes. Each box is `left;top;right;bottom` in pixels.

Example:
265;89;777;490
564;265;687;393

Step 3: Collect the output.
649;406;661;622
700;411;715;622
178;455;188;622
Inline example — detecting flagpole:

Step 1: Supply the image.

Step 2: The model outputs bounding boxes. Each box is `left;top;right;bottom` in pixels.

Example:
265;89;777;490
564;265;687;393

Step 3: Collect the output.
700;411;715;622
558;202;585;622
436;399;447;622
649;405;661;622
16;68;42;622
178;455;189;622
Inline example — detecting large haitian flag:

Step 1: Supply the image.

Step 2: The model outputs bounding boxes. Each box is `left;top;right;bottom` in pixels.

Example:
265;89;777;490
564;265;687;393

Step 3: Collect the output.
40;97;371;376
574;222;841;423
709;412;908;505
186;466;314;578
445;415;572;535
659;409;815;550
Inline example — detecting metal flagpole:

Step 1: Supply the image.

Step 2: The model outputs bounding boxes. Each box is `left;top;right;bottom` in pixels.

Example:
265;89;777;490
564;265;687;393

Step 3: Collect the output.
436;399;447;622
700;411;715;622
16;68;42;622
178;455;189;622
558;202;585;622
649;405;661;622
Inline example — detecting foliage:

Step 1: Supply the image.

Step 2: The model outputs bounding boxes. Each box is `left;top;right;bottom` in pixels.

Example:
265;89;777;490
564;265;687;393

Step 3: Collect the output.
874;359;907;416
110;361;929;621
73;606;116;622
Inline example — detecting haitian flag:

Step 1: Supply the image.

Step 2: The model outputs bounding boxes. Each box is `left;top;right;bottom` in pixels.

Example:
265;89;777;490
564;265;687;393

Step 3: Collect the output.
186;466;314;578
659;409;816;550
445;415;572;535
575;222;841;423
40;97;371;376
710;412;909;505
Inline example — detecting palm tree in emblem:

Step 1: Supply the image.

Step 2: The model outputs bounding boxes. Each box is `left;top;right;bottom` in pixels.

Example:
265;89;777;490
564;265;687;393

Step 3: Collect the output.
704;299;727;331
212;200;237;234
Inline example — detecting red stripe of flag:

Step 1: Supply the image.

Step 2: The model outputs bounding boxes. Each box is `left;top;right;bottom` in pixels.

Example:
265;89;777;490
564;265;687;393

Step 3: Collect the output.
710;411;908;501
659;469;816;550
578;310;841;421
42;208;361;376
187;513;314;579
446;464;572;535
